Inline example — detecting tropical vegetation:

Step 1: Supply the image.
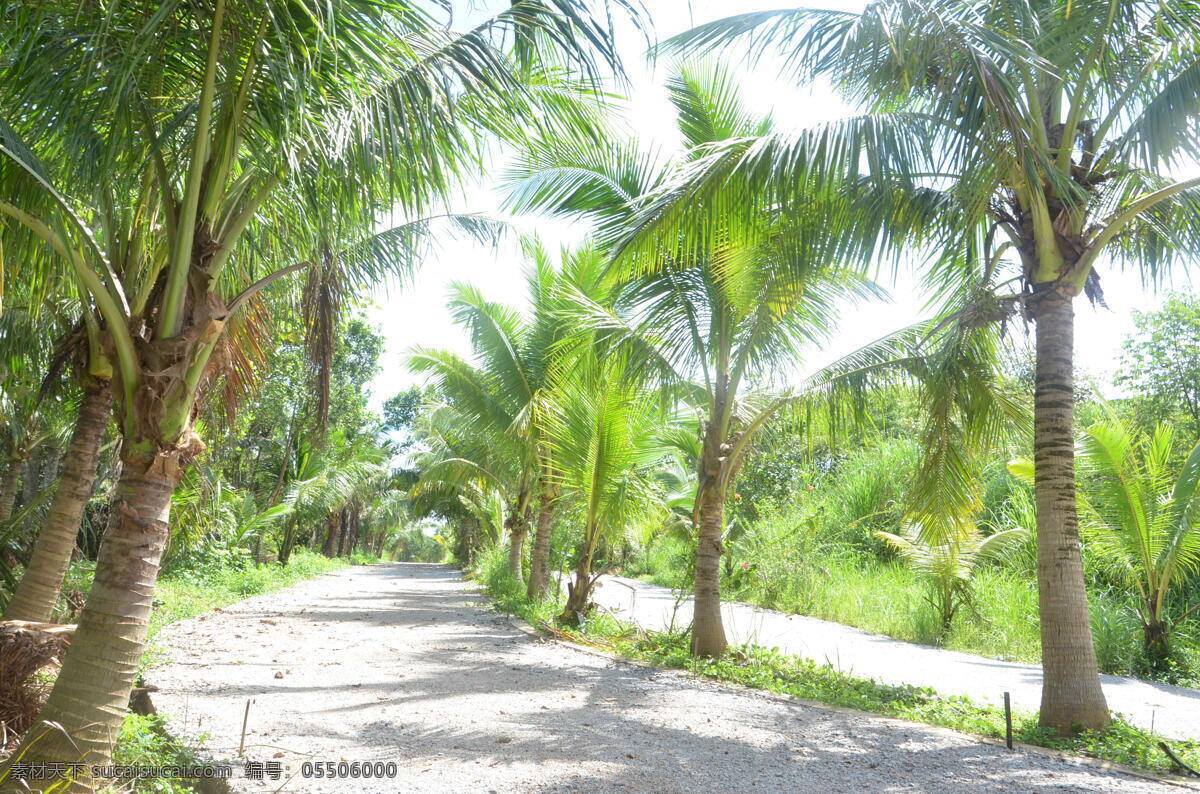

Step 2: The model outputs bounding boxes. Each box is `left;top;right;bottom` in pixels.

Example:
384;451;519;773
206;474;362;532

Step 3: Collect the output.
2;0;1200;790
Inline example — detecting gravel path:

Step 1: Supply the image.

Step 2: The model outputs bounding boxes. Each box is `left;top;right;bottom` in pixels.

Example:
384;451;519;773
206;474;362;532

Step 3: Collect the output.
150;564;1187;793
588;575;1200;740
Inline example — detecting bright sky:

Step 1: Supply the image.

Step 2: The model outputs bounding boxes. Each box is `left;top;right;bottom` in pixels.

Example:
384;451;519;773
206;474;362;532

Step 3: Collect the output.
365;0;1189;411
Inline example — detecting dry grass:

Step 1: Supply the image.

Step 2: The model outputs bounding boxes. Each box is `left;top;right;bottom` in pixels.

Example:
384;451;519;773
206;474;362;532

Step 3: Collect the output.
0;621;72;750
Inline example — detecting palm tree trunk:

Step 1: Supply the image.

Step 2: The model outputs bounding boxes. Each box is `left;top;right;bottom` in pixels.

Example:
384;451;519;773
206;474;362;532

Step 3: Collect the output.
0;455;27;572
6;447;182;778
322;511;340;557
0;455;25;522
558;546;594;624
455;517;480;565
691;483;727;656
526;495;555;598
5;382;112;622
1144;593;1170;669
340;508;356;557
1032;287;1109;733
507;520;527;583
278;515;298;565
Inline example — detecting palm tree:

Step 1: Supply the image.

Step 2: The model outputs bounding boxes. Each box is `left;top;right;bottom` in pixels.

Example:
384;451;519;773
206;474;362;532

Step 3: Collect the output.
653;0;1200;732
408;242;602;595
408;403;513;561
409;294;541;583
878;522;1027;641
505;61;875;655
542;349;669;623
1076;418;1200;666
2;373;111;621
0;0;635;773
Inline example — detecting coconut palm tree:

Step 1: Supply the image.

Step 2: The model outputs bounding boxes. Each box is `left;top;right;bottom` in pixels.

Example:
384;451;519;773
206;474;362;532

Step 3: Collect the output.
408;241;605;595
0;0;636;774
542;348;669;624
1077;419;1200;666
408;402;514;560
2;372;112;621
0;310;69;568
505;60;877;655
408;299;541;583
878;522;1027;641
651;0;1200;732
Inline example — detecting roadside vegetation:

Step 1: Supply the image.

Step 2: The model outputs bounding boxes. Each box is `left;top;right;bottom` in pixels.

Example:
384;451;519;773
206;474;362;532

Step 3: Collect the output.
3;1;1200;791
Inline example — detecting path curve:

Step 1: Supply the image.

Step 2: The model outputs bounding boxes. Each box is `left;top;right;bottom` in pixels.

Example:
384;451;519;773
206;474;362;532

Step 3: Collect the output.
590;575;1200;740
151;563;1183;793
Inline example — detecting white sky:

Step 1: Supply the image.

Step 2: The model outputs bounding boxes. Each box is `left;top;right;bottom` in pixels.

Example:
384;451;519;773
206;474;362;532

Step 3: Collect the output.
365;0;1188;410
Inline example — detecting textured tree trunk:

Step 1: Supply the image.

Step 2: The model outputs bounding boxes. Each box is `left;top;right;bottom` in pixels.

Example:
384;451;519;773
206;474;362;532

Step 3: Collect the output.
507;520;527;584
0;456;25;522
454;517;480;565
526;495;556;599
1144;620;1170;667
558;546;594;625
278;516;298;565
322;511;340;558
341;508;356;557
1032;287;1109;733
691;484;727;656
6;383;112;622
5;448;182;780
0;456;27;571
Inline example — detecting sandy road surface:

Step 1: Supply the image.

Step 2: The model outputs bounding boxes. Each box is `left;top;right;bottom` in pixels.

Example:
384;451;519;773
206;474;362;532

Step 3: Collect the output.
150;564;1187;793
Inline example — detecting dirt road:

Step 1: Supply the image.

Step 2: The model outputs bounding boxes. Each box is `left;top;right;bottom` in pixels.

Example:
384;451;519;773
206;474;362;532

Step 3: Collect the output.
149;564;1186;793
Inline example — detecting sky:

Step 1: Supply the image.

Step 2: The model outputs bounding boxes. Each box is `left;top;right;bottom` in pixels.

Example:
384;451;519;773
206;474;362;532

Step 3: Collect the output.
364;0;1189;411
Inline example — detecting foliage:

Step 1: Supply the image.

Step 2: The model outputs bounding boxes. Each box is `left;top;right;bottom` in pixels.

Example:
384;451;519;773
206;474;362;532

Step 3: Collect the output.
876;523;1027;640
1076;417;1200;665
391;528;445;563
112;714;206;794
1118;294;1200;434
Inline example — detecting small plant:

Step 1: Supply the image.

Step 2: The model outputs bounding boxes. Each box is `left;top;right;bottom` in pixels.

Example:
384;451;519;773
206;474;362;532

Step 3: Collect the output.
1076;419;1200;667
113;713;206;793
875;523;1026;642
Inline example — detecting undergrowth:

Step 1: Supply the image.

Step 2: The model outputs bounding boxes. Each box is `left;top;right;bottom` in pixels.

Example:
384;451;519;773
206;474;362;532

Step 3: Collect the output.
626;533;1156;679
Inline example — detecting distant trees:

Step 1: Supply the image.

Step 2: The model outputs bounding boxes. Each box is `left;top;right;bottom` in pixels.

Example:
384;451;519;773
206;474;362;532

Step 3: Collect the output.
1119;294;1200;434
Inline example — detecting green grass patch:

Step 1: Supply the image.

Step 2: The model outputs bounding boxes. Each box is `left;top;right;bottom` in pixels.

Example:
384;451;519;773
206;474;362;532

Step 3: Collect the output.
636;539;1150;675
473;545;1200;779
613;634;1199;776
108;714;210;794
148;548;358;638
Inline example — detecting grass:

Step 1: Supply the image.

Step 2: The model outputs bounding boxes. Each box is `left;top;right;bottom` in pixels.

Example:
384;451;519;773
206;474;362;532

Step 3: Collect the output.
109;715;213;794
148;548;357;638
56;547;365;639
474;545;1200;779
629;535;1159;677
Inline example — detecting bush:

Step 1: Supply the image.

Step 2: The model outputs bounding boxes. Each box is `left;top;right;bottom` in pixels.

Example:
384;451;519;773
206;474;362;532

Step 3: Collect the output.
113;713;206;793
626;536;691;589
